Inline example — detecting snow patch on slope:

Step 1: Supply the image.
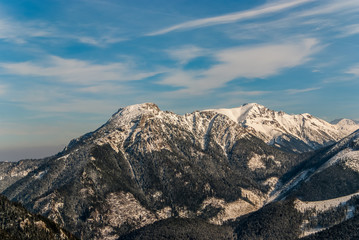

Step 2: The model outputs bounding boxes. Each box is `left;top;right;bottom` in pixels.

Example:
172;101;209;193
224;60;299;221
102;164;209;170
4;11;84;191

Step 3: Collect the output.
95;192;171;240
201;188;265;224
295;192;359;213
247;154;275;171
247;154;266;170
296;192;359;238
267;170;311;203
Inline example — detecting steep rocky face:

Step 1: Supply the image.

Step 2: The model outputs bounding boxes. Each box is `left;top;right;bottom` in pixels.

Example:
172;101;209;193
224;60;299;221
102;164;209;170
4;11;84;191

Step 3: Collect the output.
1;103;300;239
0;194;77;240
207;103;357;153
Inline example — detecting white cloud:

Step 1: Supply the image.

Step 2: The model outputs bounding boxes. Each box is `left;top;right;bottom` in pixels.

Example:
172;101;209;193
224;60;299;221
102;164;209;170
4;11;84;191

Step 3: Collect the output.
75;35;126;47
76;84;128;94
147;0;313;36
0;18;51;43
284;87;321;94
297;0;359;17
341;24;359;37
0;14;124;47
159;38;321;94
165;45;207;64
27;99;120;114
228;90;271;96
346;64;359;76
210;38;318;78
0;56;161;84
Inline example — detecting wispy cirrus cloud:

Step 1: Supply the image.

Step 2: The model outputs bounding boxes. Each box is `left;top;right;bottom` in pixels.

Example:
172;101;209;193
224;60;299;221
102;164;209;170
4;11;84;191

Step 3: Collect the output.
165;45;207;64
0;14;124;47
25;98;122;114
0;18;51;44
346;64;359;76
284;87;321;95
297;0;359;17
341;24;359;37
160;38;321;94
0;56;162;84
147;0;313;36
227;90;271;96
76;35;126;47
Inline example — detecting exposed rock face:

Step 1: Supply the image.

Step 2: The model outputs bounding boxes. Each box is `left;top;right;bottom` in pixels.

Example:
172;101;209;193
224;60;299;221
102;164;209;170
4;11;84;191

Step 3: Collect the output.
207;103;358;153
1;103;299;239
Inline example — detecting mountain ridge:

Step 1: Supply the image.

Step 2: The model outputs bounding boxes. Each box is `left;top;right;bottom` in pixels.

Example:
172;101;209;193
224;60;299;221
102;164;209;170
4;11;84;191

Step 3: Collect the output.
206;103;359;153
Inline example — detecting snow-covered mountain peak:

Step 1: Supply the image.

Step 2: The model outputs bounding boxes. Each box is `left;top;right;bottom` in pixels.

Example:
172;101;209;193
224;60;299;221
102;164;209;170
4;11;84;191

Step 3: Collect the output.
204;103;268;123
108;103;161;126
331;118;359;125
300;113;312;118
206;103;350;152
331;118;359;136
330;118;359;138
64;103;163;151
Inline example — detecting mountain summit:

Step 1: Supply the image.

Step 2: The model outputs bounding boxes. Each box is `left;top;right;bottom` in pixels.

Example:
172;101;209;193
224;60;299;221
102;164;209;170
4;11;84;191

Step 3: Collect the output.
331;118;359;134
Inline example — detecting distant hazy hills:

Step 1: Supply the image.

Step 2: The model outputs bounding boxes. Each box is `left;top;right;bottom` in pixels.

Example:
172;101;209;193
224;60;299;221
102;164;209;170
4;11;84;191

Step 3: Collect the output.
1;103;358;239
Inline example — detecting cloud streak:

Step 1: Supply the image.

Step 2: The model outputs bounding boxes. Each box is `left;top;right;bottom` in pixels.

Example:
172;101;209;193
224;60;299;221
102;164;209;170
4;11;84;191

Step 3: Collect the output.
341;24;359;37
285;87;321;95
147;0;313;36
160;38;321;94
0;56;161;84
0;18;51;43
346;64;359;76
297;0;359;17
0;14;124;47
165;45;207;64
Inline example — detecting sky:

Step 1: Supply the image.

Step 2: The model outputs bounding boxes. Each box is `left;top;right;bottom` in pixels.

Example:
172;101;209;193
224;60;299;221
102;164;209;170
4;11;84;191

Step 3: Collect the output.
1;0;359;161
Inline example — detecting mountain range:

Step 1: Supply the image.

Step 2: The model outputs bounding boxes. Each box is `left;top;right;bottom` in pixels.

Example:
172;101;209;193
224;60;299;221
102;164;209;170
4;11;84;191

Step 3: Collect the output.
0;102;358;239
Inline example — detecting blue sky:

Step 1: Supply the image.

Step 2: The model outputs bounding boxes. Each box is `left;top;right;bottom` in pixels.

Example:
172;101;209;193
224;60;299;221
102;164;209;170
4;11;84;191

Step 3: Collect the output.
1;0;359;161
